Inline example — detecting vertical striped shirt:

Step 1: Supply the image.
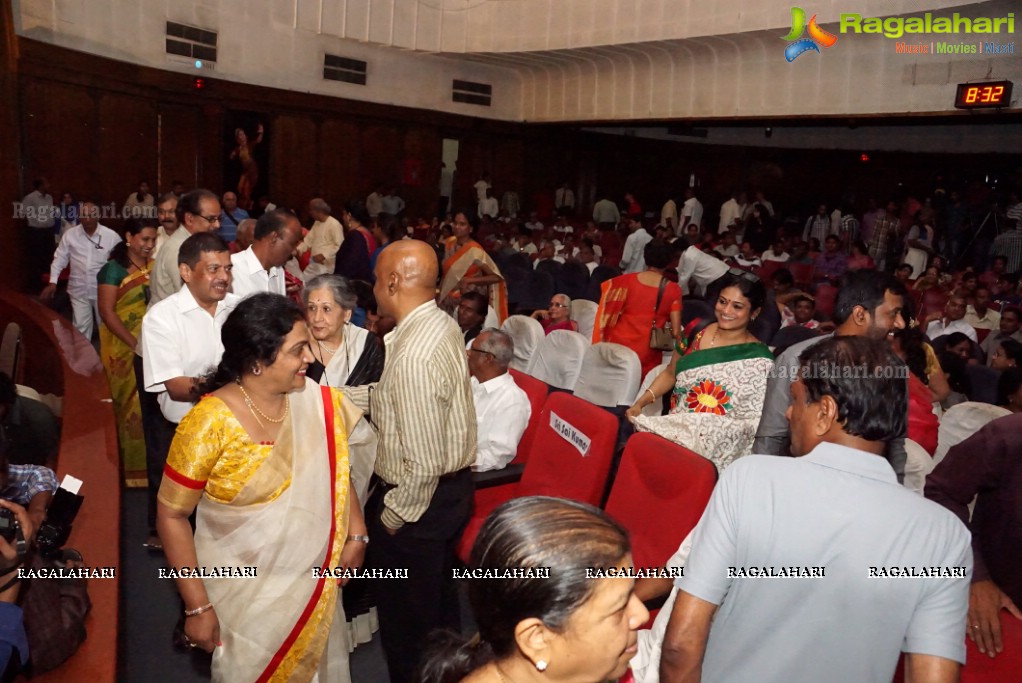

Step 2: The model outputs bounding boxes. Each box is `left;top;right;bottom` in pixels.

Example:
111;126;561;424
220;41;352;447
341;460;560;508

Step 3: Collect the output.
346;300;476;529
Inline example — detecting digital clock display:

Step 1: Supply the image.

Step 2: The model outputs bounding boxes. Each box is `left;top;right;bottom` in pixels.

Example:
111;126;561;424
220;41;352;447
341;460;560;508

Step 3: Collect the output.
955;81;1013;109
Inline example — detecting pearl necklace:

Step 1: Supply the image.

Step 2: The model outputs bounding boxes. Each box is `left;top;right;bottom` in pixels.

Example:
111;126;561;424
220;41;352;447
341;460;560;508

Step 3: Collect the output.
236;381;288;425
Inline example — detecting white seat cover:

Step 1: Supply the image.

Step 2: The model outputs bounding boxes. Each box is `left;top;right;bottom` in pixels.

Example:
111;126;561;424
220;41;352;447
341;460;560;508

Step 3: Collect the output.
902;438;935;496
500;315;545;372
570;299;598;341
527;330;590;389
573;343;641;407
636;362;670;417
934;401;1011;466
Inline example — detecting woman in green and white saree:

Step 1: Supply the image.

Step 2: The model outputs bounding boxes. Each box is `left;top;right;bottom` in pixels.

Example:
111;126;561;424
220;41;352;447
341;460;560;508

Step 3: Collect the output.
627;273;774;470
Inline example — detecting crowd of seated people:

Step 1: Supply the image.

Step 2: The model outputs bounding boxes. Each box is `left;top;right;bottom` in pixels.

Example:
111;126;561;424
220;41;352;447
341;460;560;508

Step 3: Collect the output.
17;173;1022;681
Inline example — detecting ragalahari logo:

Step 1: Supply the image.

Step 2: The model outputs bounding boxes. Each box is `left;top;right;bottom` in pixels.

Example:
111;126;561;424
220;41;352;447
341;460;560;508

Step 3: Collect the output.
782;7;838;61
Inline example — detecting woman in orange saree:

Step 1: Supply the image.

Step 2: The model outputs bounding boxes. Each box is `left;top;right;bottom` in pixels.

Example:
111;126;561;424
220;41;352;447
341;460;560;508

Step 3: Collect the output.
439;210;508;324
157;294;365;683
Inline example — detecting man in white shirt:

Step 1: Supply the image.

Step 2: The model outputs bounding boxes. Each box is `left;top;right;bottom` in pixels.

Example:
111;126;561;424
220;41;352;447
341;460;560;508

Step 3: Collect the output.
231;209;302;299
713;231;739;260
467;329;531;472
718;190;745;234
677;243;729;296
762;238;790;263
620;219;653;274
555;180;575;216
366;185;384;221
474;174;492;204
742;190;775;220
151;193;179;260
925;294;978;343
20;177;56;289
478;187;499;220
593;190;621;229
297;198;343;281
41;201;121;340
141;232;239;545
680;188;704;237
149;189;221;306
964;286;1000;332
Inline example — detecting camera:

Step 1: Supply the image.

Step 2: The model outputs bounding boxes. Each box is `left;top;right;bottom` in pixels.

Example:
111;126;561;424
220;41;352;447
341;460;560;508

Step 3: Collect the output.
36;475;85;559
0;508;19;543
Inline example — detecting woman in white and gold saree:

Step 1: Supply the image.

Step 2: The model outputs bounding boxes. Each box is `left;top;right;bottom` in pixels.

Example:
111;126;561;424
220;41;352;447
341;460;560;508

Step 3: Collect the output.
157;293;366;682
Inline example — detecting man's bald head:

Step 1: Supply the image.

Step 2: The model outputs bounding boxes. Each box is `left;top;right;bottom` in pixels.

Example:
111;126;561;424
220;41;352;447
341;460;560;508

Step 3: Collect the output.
373;240;439;321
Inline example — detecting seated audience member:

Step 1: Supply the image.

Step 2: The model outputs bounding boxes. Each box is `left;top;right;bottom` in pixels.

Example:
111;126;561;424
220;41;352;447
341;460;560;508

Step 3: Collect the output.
979;255;1007;289
989;338;1022;370
533;243;564;269
965;285;1000;333
938;350;971;409
732;241;761;269
761;238;790;263
0;500;30;673
912;264;944;292
230;209;302;298
957;271;979;298
228;218;255;254
982;306;1022;365
420;496;648;683
936;332;976;363
996;368;1022;413
926;413;1022;660
813;235;848;285
457;291;489;343
753;271;907;477
0;373;59;467
530;294;578;334
653;337;972;683
467;329;531;472
847;240;876;271
782;295;820;330
925;293;978;343
894;263;914;283
512;227;538;255
574;240;600;274
141;233;240;548
712;231;738;260
992;273;1021;308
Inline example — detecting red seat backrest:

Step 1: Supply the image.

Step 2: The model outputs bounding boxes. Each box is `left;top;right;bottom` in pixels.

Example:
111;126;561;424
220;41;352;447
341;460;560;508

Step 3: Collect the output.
975;328;991;345
517;392;618;505
603;433;717;570
755;260;782;283
788;263;815;288
962;611;1022;682
508;368;549;465
814;283;838;318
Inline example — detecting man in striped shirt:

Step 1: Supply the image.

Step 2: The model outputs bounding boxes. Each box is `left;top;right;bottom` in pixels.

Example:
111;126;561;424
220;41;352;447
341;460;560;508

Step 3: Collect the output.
345;239;476;683
868;201;901;272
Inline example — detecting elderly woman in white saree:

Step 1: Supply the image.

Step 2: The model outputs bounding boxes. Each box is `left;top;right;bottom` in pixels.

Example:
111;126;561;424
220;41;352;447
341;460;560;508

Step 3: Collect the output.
157;294;366;683
626;273;774;471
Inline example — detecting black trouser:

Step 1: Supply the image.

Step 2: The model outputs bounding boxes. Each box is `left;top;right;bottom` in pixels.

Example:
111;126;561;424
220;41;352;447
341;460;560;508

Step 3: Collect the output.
27;228;55;291
366;469;473;683
133;354;178;531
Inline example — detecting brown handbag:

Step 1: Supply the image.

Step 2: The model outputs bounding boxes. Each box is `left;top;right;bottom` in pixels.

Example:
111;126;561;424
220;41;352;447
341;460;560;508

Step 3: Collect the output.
649;277;675;351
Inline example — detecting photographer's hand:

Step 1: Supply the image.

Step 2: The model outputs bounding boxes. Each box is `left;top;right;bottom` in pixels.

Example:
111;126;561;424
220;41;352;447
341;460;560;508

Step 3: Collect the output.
0;500;33;604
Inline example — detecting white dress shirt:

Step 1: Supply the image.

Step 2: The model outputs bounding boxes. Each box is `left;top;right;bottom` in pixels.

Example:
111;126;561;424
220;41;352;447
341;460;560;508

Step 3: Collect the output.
48;224;121;301
620;229;653;274
20;190;54;229
680;197;704;230
718;198;743;234
925;318;978;343
142;287;240;423
298;216;344;280
471;373;531;472
231;246;285;299
677;245;729;295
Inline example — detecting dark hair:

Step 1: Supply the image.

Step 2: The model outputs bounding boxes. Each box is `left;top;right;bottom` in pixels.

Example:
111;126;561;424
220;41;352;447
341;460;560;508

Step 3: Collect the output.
461;291;488;317
203;294;305;391
109;218;159;268
714;272;766;311
33;178;46;190
1003;305;1022;321
453;209;480;233
938;351;970;395
178;232;230;268
254;208;296;241
832;270;898;326
798;336;907;442
0;372;16;407
156;192;178;207
771;268;794;287
175;188;218;225
343;201;371;228
896;263;913;273
1000;339;1022;366
792;295;815;308
643;242;672;270
419;496;630;683
893;326;930;383
998;367;1022;406
942;332;973;353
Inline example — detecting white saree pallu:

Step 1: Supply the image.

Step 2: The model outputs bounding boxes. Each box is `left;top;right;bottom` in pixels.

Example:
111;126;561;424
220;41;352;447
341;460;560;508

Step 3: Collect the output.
195;380;351;683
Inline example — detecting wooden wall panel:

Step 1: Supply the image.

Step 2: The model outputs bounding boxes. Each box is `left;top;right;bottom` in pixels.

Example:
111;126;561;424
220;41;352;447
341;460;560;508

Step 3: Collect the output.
402;126;441;220
318;118;361;210
96;93;157;211
158;104;201;195
269;114;318;212
20;80;96;201
359;123;402;197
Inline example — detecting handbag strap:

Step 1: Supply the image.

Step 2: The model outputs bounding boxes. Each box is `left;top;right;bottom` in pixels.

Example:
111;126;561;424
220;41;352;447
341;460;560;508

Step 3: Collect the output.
652;277;667;328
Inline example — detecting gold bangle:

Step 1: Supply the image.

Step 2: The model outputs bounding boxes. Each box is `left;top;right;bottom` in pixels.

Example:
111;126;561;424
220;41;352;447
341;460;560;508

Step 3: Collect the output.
184;602;214;617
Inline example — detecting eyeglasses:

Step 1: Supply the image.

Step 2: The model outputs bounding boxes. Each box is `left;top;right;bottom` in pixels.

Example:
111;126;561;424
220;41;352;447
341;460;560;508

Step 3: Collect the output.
193;213;221;225
550;302;568;308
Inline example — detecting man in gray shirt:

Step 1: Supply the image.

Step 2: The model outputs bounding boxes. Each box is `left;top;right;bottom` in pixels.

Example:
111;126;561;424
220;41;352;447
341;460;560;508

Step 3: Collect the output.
753;270;909;480
659;337;972;683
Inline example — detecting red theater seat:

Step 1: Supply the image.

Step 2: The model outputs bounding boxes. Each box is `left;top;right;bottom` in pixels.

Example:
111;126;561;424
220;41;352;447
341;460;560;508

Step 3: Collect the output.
508;369;549;464
457;392;618;561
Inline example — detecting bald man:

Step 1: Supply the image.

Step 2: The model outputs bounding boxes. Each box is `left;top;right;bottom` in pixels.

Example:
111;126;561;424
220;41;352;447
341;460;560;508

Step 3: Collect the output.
344;240;476;683
230;217;255;254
